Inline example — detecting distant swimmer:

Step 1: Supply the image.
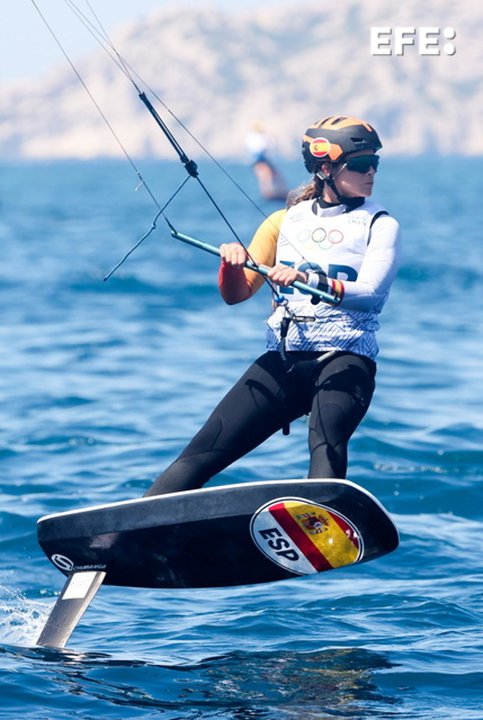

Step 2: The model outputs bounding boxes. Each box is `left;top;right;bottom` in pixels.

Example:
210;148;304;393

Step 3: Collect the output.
245;123;288;202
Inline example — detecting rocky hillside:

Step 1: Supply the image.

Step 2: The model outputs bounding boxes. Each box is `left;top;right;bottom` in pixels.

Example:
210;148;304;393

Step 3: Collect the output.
1;0;482;159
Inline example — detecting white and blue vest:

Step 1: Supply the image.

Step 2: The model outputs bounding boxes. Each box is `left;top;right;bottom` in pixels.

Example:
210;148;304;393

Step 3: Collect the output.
265;199;388;360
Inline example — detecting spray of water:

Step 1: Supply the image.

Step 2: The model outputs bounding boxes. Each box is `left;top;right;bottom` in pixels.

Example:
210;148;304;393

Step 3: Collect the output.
0;586;53;646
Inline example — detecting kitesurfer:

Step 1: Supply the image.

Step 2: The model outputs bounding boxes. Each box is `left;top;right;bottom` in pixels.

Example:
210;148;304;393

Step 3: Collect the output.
146;116;401;496
245;122;287;201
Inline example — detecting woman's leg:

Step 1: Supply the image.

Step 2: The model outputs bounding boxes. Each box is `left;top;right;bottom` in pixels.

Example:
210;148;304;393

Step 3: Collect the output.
145;352;309;496
308;352;376;479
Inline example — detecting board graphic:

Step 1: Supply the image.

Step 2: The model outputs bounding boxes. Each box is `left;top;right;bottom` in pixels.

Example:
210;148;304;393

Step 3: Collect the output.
250;498;363;574
36;479;399;647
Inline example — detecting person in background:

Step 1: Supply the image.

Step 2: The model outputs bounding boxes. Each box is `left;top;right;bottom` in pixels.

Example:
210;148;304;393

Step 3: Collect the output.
244;122;288;201
146;115;401;497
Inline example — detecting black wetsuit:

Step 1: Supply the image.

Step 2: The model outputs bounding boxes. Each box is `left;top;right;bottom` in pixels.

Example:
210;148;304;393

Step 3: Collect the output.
145;350;375;496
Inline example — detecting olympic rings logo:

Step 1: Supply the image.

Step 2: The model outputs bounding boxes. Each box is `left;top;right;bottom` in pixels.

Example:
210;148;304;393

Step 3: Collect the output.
311;227;344;250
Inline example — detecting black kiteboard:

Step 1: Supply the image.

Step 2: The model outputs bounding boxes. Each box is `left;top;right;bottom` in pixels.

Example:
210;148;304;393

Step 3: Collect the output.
38;479;398;589
36;479;399;647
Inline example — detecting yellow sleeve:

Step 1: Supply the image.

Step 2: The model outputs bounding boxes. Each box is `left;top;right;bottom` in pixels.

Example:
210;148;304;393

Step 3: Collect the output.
243;209;287;293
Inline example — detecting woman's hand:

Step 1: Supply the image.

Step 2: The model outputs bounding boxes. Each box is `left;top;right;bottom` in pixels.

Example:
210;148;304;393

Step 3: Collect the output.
219;242;248;268
219;242;252;305
267;264;307;287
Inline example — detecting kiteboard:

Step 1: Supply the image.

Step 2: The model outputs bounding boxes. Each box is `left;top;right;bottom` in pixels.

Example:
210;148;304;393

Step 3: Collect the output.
36;479;398;648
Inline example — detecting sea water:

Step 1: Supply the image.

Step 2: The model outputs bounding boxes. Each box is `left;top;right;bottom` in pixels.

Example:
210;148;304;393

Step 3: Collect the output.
0;157;482;719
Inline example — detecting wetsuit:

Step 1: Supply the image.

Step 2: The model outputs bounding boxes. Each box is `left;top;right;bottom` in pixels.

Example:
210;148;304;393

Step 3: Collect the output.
145;198;401;496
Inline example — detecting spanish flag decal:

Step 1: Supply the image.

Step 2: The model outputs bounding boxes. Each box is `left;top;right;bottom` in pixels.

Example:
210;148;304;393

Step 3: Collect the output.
309;137;331;158
250;497;363;575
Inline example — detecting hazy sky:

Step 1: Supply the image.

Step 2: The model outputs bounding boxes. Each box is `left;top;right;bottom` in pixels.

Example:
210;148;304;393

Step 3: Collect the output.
2;0;286;84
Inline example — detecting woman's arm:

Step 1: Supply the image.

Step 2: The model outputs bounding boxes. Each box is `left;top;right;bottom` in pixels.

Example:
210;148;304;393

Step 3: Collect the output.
332;215;401;312
218;210;286;305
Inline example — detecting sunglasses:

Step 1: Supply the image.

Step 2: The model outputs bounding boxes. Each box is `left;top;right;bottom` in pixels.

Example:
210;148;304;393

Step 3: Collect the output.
343;155;380;174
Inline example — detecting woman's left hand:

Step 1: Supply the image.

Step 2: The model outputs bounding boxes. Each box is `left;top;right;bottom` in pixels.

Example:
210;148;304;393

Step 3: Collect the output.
267;264;306;287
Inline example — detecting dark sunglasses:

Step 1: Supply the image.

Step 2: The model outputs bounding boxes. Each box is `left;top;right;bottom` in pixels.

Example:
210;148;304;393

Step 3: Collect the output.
343;155;380;174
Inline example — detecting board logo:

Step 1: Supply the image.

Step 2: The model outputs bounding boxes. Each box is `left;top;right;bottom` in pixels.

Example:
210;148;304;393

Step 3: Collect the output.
250;497;363;575
51;553;74;572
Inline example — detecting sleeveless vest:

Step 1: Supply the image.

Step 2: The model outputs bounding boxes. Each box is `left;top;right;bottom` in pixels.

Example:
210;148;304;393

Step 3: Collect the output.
266;199;387;360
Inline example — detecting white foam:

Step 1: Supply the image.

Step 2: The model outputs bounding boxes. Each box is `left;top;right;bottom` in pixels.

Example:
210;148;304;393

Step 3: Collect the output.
0;586;53;646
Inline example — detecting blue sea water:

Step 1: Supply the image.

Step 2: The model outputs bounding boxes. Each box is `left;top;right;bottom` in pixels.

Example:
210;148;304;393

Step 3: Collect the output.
0;156;482;719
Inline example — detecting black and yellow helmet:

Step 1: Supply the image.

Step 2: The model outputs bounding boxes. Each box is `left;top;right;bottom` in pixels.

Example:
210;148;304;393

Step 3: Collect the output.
302;115;382;173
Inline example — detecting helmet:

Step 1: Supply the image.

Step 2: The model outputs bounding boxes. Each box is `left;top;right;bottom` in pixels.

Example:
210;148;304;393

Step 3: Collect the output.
302;115;382;173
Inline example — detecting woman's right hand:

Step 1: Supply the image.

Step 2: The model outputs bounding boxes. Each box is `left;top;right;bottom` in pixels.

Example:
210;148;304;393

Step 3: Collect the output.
219;242;248;268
